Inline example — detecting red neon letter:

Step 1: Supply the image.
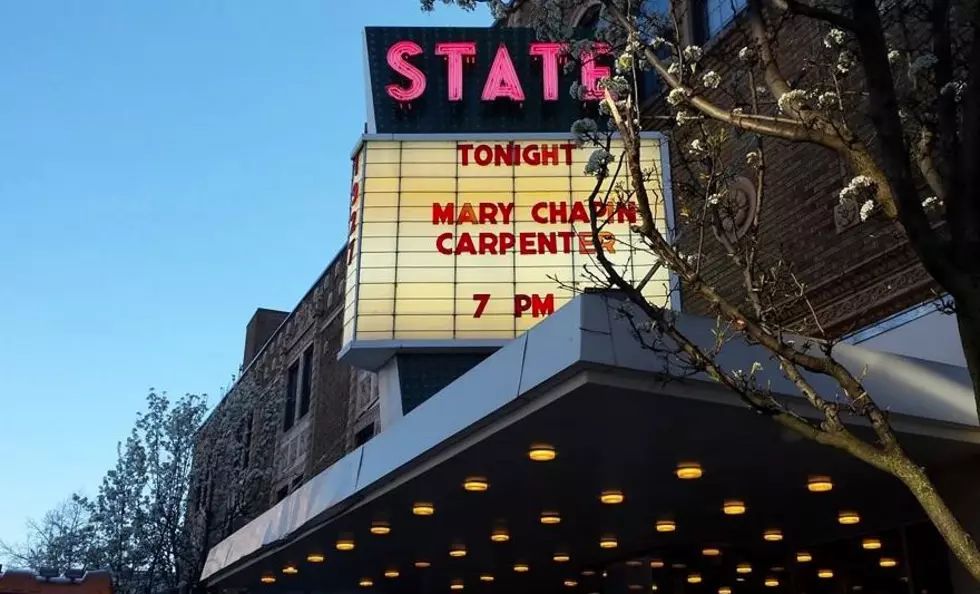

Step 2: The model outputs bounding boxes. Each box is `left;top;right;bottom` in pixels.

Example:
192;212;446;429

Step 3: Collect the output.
481;44;525;102
386;41;426;102
530;42;564;101
580;43;611;101
435;41;476;101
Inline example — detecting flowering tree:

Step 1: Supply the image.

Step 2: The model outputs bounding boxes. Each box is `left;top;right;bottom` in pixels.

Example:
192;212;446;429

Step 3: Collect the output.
0;495;102;571
429;0;980;581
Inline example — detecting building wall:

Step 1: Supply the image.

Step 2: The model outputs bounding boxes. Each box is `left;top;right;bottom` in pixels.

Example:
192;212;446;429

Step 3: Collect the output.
187;248;379;555
505;0;938;338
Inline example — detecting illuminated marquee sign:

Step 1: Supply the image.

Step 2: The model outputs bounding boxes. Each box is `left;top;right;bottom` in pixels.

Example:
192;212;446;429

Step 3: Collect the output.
342;134;671;346
364;27;614;134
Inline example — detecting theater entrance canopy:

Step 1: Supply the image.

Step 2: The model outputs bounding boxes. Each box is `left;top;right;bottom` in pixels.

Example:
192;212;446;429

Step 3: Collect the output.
201;294;979;594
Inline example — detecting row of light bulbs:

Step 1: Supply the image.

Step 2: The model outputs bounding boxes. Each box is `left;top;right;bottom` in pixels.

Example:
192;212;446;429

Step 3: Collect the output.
259;446;872;587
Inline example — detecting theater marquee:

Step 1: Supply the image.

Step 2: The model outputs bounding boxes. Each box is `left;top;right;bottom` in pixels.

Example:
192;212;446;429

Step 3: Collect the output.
342;133;672;347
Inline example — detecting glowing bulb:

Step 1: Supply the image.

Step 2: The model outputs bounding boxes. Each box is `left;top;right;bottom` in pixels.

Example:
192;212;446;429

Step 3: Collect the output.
818;569;834;579
651;586;659;592
599;536;618;549
282;565;298;575
600;490;624;504
656;520;676;532
676;462;703;479
626;560;643;567
463;477;489;492
862;538;882;550
702;548;721;557
449;546;466;558
370;522;390;535
260;575;276;584
414;561;431;568
513;564;530;573
541;511;561;524
554;553;571;562
838;511;860;525
480;575;494;582
879;558;897;568
336;539;355;551
765;577;779;587
359;578;373;588
687;574;702;584
763;529;783;541
736;564;752;574
808;476;833;492
719;588;732;594
723;500;746;515
384;570;399;579
650;560;665;568
565;580;579;587
490;529;509;542
306;553;325;563
412;502;434;516
529;444;556;461
450;581;464;591
796;552;812;563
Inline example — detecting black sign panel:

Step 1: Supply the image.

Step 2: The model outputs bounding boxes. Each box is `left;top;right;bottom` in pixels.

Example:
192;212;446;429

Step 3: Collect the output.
364;27;604;134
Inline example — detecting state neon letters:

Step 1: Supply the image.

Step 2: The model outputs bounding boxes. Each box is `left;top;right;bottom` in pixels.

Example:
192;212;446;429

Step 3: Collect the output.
384;40;610;103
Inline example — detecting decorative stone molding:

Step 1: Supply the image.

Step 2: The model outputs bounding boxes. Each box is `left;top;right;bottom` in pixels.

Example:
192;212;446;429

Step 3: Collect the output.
834;197;861;233
712;176;758;245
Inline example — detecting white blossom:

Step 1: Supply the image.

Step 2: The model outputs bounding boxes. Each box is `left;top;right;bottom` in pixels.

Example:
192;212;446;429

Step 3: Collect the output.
668;61;680;75
817;91;839;109
922;195;943;209
777;89;809;113
667;87;691;106
702;70;722;89
651;36;666;49
839;175;877;204
859;199;876;221
746;150;761;167
836;50;856;75
707;192;725;205
887;49;902;64
824;28;845;48
689;138;707;156
675;110;699;126
738;46;756;63
750;362;764;374
732;107;745;116
683;45;704;63
585;149;613;176
755;85;768;96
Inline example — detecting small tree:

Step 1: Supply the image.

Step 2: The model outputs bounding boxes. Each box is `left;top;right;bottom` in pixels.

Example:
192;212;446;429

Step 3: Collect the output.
0;494;101;571
430;0;979;581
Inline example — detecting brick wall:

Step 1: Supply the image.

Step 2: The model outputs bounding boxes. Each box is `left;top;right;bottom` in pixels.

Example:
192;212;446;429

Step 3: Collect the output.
650;9;937;336
188;247;380;550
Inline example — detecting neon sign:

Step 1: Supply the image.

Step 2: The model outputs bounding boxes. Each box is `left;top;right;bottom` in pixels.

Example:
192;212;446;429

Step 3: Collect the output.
384;40;610;104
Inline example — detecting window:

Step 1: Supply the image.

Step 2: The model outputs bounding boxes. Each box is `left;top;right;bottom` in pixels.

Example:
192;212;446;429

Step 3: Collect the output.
238;413;253;469
354;423;376;447
276;486;289;503
283;361;299;431
704;0;747;39
299;345;313;418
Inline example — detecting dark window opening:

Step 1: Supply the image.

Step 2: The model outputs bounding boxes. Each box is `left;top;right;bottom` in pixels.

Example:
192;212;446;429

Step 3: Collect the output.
239;413;253;469
577;4;603;29
276;486;289;503
284;361;299;431
291;475;304;491
299;345;313;419
354;423;376;447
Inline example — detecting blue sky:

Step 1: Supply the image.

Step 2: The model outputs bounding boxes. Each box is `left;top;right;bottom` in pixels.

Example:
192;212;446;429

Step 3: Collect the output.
0;0;489;546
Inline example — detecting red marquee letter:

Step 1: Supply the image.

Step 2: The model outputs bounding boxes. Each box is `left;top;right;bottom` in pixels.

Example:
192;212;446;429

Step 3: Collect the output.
435;41;476;101
386;40;426;102
580;43;611;101
530;42;564;101
481;44;525;102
